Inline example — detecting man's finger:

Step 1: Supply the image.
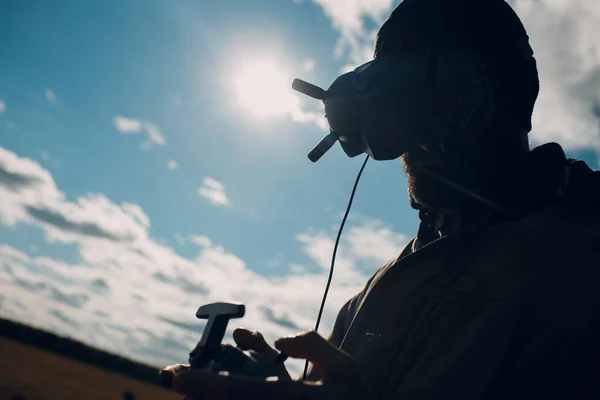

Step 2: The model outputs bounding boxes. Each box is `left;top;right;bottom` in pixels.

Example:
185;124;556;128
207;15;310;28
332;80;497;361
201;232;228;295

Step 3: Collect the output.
159;364;189;388
172;369;323;400
233;328;280;361
274;331;357;380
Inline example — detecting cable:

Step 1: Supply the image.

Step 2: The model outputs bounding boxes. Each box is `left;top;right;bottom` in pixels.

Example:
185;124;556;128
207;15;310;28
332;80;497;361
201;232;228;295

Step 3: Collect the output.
415;166;519;219
302;154;370;381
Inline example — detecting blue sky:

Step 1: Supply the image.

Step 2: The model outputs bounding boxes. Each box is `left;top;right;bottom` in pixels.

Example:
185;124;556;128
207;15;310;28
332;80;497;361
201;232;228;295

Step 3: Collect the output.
1;0;599;376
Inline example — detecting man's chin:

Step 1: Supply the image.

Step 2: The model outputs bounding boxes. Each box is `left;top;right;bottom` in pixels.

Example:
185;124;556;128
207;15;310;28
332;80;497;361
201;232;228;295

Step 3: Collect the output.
406;169;464;212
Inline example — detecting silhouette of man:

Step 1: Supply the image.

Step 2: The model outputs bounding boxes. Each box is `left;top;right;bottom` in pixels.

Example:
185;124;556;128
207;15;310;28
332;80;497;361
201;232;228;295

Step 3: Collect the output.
161;0;600;398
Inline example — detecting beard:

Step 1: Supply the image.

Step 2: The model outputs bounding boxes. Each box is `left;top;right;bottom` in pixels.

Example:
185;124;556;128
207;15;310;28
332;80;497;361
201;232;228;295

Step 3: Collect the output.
400;108;530;216
402;149;466;211
401;144;514;215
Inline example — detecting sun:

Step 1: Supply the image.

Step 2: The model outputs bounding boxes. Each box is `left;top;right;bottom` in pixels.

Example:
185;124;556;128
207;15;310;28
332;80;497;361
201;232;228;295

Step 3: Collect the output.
233;58;299;119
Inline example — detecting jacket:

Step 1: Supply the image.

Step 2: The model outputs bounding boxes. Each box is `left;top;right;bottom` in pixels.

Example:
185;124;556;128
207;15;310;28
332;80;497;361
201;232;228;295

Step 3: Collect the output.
313;142;600;399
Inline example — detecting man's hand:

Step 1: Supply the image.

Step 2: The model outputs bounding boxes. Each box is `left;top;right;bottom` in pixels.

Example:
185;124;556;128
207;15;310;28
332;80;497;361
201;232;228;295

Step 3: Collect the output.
232;327;292;380
159;330;373;400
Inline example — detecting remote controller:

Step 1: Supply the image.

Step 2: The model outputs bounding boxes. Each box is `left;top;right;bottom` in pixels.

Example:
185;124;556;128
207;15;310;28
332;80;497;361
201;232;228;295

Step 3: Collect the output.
159;302;289;388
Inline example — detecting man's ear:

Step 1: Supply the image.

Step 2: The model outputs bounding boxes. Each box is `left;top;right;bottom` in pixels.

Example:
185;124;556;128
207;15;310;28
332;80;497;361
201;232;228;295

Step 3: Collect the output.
485;100;531;154
485;78;531;149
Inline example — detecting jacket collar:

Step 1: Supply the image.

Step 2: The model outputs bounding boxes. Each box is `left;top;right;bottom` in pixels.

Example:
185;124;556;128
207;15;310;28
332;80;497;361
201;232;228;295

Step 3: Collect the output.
412;142;598;252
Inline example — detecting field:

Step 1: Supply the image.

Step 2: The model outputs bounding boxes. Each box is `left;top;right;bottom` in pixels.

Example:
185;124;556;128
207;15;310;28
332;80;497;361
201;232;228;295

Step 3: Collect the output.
0;319;181;400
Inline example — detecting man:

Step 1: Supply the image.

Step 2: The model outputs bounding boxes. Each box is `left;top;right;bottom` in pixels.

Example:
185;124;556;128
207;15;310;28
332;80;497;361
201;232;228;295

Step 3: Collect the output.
161;0;600;398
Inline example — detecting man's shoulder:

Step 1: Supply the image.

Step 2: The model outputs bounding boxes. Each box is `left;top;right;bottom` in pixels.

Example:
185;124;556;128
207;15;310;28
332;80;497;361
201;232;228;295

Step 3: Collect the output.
521;204;600;324
520;199;600;245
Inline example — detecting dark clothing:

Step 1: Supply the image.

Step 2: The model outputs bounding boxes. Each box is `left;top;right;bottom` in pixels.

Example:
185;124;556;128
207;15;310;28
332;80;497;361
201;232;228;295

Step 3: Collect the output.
311;143;600;399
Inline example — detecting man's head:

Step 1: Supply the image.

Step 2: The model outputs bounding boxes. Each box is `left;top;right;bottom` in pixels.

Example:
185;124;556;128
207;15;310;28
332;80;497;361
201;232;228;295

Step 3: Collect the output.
375;0;540;213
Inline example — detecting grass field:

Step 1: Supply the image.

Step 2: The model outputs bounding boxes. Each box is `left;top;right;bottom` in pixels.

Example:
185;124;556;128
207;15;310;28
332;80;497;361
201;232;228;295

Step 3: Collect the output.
0;337;181;400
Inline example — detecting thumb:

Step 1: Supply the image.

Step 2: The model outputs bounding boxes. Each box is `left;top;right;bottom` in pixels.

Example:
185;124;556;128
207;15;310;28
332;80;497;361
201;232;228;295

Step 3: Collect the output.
274;331;357;381
233;328;279;361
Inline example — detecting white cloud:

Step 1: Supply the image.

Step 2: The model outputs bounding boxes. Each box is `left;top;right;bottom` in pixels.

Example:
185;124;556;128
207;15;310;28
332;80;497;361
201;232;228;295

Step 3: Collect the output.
309;0;397;70
113;116;142;133
167;160;178;170
296;216;408;282
189;235;212;247
0;146;148;243
113;116;167;150
0;100;5;113
122;202;150;229
45;89;57;103
0;145;410;376
174;233;186;245
303;58;316;72
510;0;600;152
291;107;329;131
266;253;284;269
1;244;30;264
197;177;232;206
143;122;166;147
289;264;306;274
344;217;409;262
297;231;353;272
291;101;329;133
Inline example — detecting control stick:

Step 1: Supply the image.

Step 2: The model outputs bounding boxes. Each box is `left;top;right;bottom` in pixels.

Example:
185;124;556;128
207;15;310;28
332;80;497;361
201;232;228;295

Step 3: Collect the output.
159;302;289;388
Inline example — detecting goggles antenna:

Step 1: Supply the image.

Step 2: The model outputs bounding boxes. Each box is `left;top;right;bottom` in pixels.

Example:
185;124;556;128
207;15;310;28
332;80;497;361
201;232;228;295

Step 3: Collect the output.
292;79;335;162
292;78;327;100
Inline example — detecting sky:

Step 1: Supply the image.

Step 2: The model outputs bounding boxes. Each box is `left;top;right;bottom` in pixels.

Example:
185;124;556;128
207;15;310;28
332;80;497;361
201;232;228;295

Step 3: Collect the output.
1;0;599;377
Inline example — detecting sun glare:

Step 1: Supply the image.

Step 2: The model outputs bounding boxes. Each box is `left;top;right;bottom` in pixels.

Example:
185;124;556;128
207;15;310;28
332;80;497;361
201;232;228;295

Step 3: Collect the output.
233;58;299;119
